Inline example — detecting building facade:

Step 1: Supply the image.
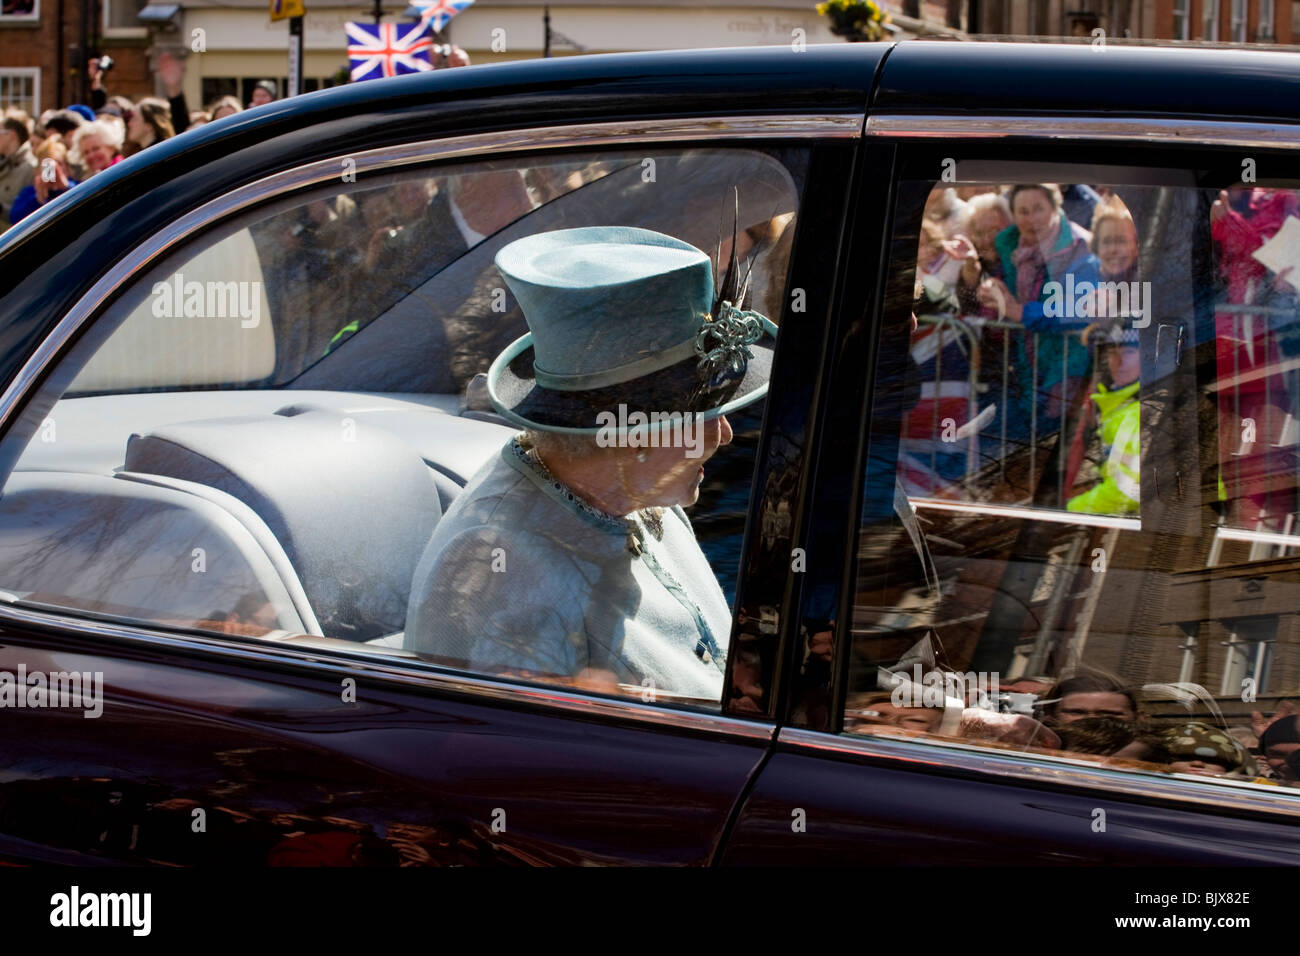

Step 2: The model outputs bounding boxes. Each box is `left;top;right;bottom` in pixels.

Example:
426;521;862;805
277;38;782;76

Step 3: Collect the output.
0;1;1295;121
0;0;843;115
971;0;1294;42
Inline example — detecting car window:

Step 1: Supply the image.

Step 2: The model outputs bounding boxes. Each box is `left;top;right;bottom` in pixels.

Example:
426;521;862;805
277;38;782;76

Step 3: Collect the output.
0;144;807;714
848;163;1300;794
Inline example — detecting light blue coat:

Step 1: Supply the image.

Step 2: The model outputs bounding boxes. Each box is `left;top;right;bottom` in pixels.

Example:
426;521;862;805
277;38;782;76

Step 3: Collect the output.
405;437;731;700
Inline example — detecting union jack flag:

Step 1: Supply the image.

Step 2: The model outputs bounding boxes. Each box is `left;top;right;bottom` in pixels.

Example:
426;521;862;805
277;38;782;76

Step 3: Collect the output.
409;0;474;34
346;21;434;82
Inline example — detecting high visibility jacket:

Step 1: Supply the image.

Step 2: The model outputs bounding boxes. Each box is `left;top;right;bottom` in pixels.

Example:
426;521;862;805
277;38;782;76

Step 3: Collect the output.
1067;380;1140;515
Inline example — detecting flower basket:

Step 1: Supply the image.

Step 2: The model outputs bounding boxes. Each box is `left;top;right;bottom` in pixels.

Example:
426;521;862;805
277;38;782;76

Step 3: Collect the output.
815;0;890;41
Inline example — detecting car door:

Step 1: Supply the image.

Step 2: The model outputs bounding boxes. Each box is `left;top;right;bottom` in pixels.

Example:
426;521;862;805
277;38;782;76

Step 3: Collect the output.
0;49;878;865
722;42;1300;865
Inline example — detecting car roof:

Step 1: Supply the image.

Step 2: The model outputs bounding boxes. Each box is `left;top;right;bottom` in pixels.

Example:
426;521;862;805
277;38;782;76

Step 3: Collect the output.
874;40;1300;124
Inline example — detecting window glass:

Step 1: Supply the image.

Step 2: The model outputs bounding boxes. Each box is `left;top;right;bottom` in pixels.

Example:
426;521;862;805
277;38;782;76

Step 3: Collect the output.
0;69;37;115
1172;0;1190;40
104;0;145;30
1258;0;1275;39
0;146;805;713
1202;0;1219;41
0;0;36;19
849;165;1300;795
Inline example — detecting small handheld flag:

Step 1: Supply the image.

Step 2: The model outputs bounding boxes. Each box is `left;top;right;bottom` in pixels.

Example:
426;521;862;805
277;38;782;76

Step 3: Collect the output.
408;0;474;34
346;21;434;81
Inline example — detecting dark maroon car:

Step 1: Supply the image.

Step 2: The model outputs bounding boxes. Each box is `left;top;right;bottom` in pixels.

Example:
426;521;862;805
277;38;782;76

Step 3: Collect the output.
0;39;1299;866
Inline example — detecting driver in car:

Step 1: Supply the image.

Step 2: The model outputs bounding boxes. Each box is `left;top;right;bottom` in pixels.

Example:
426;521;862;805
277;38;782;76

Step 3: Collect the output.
404;226;777;702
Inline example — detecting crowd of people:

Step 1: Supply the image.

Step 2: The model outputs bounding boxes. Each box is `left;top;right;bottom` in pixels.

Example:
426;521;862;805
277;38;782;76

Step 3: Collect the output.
0;46;474;232
0;53;257;229
903;179;1300;527
848;668;1300;787
903;181;1144;506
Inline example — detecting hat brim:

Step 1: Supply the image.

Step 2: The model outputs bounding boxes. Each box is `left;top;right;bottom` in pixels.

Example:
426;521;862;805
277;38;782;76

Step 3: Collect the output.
486;319;776;434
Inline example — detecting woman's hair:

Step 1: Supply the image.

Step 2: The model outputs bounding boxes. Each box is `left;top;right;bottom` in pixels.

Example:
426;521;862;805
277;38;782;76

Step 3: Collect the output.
924;186;970;239
3;107;31;136
966;190;1012;220
2;116;28;145
1089;193;1138;252
134;97;175;142
34;138;67;166
41;109;85;138
70;119;124;165
1008;182;1064;213
207;95;243;120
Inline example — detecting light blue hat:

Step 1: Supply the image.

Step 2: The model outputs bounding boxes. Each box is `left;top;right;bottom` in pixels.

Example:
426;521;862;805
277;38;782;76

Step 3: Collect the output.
487;226;776;434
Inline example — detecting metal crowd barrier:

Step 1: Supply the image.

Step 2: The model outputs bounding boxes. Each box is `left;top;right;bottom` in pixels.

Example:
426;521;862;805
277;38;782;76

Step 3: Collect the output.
913;313;1078;506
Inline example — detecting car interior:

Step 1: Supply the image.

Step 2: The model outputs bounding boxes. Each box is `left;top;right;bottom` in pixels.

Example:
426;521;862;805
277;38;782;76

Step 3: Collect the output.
0;147;802;670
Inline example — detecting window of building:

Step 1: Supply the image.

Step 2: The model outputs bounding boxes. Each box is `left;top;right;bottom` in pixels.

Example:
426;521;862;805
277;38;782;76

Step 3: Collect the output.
1231;0;1247;41
1202;0;1219;40
1258;0;1276;39
0;0;37;20
1172;0;1191;39
0;68;39;116
104;0;147;33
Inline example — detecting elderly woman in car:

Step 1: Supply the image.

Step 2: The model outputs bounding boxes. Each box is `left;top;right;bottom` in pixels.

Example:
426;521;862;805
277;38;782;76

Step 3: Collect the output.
405;226;775;701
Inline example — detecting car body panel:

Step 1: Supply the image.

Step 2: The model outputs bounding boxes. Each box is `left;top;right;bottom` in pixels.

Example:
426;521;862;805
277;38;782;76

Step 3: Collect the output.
0;43;1297;864
0;632;770;865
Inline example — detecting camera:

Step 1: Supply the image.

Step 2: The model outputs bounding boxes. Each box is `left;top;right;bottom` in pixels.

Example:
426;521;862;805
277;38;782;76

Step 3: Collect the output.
97;55;114;74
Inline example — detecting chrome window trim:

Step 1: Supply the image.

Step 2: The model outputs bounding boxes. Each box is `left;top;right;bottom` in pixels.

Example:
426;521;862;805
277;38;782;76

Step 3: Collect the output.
0;113;861;440
779;727;1300;820
866;114;1300;149
0;600;774;741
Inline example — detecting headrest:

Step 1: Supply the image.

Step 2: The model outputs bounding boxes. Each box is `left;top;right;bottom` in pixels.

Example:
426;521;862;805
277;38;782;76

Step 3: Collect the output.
70;227;276;392
124;408;441;640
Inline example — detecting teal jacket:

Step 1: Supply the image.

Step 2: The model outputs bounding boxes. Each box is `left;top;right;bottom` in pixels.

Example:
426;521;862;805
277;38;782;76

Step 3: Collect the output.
405;437;730;700
995;220;1100;394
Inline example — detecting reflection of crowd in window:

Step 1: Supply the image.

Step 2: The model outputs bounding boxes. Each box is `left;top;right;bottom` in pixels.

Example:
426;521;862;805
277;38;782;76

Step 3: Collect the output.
902;179;1300;531
1210;186;1300;532
902;182;1146;511
847;666;1300;788
879;177;1300;798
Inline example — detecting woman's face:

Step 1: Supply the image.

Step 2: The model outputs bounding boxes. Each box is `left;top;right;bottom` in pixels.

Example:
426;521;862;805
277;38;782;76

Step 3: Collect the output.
126;109;148;142
1013;188;1057;245
621;414;733;508
1096;218;1138;277
212;104;238;121
79;134;114;174
968;206;1011;261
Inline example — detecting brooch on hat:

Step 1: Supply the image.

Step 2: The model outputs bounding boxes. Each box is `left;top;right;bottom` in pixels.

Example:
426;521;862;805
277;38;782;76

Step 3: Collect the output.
695;301;764;375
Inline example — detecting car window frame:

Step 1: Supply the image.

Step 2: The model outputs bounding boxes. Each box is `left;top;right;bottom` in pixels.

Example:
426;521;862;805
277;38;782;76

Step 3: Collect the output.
0;114;861;740
784;110;1300;819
